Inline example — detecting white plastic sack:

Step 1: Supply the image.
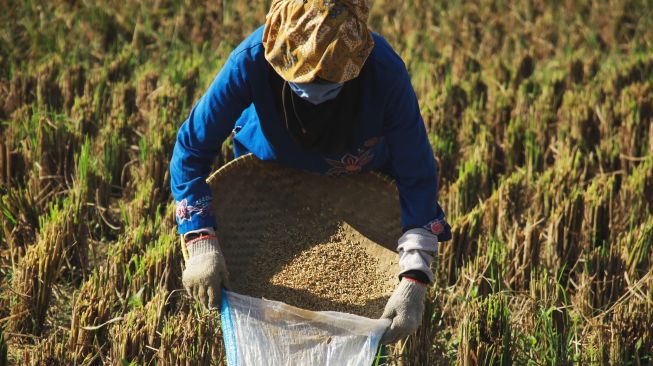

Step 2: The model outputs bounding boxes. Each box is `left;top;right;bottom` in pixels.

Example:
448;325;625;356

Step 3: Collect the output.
220;290;390;366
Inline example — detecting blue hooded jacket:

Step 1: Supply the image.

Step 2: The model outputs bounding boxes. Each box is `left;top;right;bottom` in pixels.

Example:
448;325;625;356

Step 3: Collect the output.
170;26;451;241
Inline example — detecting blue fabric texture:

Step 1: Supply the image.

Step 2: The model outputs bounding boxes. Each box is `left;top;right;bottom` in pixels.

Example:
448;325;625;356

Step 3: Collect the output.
170;25;451;242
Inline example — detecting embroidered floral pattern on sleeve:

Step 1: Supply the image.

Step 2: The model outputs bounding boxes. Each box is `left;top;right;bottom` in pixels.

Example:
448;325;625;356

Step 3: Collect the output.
175;196;212;223
422;212;452;241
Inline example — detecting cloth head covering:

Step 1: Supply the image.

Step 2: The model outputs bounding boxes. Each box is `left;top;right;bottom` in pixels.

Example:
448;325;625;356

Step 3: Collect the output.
263;0;374;83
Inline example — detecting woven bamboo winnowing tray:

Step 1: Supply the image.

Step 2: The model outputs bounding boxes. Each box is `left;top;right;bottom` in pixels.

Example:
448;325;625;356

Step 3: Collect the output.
206;154;403;315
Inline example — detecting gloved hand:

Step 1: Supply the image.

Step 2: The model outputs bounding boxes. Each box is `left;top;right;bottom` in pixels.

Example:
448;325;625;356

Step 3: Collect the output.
182;233;229;310
379;227;437;344
380;278;427;344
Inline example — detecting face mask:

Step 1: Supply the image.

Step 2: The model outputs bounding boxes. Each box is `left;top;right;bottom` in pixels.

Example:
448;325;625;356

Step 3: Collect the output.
288;80;344;105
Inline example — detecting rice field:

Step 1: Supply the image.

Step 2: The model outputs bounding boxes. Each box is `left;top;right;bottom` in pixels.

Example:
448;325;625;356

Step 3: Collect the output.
1;0;652;365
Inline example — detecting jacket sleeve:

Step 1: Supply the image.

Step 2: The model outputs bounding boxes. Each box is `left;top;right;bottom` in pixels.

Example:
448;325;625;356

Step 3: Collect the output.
383;69;451;242
170;52;252;234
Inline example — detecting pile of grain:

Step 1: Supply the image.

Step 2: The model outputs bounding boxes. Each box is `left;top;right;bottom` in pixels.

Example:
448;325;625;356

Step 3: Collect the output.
235;213;396;318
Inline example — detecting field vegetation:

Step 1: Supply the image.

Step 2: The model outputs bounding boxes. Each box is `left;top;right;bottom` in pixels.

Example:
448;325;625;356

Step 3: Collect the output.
1;0;652;364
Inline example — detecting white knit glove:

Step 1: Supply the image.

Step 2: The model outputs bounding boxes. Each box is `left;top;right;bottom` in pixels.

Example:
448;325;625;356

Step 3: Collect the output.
380;278;427;344
182;234;229;310
379;228;437;344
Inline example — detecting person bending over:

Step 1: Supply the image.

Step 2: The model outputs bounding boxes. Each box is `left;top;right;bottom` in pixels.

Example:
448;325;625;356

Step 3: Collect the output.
170;0;451;344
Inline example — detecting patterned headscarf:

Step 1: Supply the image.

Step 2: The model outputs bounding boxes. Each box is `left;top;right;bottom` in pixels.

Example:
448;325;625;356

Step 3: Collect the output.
263;0;374;83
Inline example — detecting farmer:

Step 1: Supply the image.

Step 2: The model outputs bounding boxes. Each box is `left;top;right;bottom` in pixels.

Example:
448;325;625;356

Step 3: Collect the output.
170;0;451;344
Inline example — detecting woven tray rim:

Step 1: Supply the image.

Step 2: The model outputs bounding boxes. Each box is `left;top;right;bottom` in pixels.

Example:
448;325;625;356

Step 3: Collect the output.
206;153;399;194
